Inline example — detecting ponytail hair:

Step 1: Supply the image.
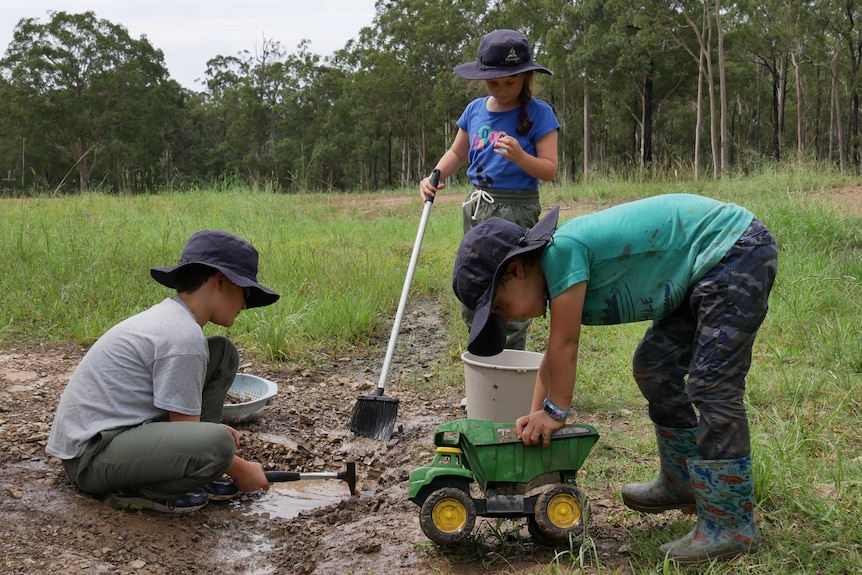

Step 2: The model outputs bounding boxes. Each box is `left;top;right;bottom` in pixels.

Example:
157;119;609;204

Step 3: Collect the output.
516;71;536;136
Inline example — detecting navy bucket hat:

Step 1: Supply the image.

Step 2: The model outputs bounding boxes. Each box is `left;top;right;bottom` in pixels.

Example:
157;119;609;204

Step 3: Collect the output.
452;207;560;356
150;230;280;309
453;29;553;80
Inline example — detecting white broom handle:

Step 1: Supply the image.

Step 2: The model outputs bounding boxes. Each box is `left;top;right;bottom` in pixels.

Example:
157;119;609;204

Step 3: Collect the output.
376;170;439;391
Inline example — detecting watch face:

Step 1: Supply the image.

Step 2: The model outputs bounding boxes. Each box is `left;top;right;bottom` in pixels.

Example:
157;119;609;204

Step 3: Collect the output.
543;403;562;420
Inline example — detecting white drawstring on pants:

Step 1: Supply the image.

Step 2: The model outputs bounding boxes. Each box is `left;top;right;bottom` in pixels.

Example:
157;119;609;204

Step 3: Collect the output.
462;189;495;220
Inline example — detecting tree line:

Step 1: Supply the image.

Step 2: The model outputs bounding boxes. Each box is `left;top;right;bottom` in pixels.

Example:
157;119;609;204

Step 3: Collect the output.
1;0;860;195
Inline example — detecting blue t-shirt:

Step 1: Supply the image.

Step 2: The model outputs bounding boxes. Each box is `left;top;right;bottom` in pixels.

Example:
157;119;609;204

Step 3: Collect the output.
541;194;754;325
457;97;560;191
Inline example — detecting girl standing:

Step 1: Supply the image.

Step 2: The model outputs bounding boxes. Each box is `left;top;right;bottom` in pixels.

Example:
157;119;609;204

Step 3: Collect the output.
419;29;560;350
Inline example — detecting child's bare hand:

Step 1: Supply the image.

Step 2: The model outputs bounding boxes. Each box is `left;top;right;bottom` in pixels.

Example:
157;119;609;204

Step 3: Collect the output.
221;423;241;448
516;410;565;447
419;175;443;202
494;135;525;162
230;459;270;492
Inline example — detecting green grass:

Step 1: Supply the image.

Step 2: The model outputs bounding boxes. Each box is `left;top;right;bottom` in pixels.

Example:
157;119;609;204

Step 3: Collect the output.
2;167;861;573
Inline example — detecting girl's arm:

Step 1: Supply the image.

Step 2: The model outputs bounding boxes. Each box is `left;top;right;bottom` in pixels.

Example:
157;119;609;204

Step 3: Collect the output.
419;128;470;200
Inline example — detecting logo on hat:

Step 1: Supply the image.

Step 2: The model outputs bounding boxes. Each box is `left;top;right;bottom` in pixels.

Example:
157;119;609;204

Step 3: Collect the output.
505;47;521;64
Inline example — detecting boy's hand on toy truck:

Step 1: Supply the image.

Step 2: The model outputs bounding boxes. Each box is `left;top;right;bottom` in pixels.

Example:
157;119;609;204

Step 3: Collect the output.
515;411;565;447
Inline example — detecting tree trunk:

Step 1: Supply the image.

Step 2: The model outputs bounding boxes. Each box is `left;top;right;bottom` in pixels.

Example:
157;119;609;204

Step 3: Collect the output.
831;49;846;172
70;138;92;192
583;78;590;179
642;75;653;168
770;59;781;161
704;4;719;179
715;0;729;173
792;46;805;162
695;46;705;181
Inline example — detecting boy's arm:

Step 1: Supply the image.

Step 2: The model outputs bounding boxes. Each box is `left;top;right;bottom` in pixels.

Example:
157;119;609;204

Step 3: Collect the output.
228;456;269;492
517;281;586;446
544;280;586;411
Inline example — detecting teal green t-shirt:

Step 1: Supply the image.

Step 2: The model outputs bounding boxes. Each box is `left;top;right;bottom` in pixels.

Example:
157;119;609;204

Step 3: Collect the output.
541;194;754;325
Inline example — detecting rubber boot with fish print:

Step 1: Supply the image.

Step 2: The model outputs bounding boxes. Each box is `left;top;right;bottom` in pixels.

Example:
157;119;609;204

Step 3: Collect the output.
660;456;762;563
622;425;697;513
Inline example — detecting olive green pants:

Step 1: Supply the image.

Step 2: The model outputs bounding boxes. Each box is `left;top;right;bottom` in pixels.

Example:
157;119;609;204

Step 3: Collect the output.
63;336;239;499
461;188;541;351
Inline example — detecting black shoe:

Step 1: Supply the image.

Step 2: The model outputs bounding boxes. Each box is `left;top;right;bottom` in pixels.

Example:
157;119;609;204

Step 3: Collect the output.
108;487;209;513
202;477;240;501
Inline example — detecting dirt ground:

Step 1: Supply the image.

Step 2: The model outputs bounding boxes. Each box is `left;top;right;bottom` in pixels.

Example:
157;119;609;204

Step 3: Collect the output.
0;298;636;575
1;186;859;575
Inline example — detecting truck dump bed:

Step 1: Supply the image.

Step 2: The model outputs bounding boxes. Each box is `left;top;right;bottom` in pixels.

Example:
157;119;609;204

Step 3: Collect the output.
433;419;600;489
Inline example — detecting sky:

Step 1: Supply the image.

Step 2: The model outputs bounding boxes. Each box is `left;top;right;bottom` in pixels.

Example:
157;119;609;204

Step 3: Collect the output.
0;0;379;90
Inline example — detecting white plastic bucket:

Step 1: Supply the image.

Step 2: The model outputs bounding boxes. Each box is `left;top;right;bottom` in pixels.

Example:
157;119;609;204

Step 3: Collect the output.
462;350;543;423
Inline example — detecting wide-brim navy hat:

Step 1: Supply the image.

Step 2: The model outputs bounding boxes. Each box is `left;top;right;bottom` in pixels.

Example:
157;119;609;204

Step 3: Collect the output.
452;206;560;356
453;29;553;80
150;230;280;309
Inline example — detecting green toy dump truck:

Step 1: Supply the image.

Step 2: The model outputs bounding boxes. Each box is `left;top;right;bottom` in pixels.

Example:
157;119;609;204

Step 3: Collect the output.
408;418;600;545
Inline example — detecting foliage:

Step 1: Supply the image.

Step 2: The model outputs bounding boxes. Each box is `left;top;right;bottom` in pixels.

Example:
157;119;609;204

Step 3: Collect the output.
0;11;185;193
3;2;862;193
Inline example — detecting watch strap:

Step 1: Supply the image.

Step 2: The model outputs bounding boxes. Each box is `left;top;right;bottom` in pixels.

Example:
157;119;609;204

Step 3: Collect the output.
542;397;571;421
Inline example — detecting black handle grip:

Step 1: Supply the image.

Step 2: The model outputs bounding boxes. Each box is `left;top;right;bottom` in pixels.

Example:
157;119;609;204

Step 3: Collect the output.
427;169;441;203
264;471;301;483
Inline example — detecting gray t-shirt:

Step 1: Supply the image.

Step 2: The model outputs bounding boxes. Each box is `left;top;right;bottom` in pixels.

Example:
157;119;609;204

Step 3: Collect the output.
46;297;208;459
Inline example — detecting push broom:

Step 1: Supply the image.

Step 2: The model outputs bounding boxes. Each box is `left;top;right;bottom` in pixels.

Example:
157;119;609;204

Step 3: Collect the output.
349;169;440;441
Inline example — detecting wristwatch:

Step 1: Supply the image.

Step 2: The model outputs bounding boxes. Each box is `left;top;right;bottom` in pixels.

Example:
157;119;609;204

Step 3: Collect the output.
542;397;571;421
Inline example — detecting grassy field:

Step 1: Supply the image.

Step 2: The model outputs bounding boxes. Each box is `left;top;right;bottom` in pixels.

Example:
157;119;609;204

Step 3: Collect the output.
1;168;860;573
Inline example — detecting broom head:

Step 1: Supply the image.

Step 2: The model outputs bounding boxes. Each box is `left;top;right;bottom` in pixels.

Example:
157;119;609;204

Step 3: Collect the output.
349;389;399;441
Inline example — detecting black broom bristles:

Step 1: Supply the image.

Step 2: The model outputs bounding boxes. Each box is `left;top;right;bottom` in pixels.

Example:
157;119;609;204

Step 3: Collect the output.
349;390;399;441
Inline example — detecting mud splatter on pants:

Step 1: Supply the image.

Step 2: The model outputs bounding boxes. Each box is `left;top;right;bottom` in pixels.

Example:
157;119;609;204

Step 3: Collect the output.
632;218;778;460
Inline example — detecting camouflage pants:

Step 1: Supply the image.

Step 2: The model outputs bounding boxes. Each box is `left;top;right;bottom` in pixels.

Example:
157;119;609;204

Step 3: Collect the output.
460;188;542;350
631;218;778;460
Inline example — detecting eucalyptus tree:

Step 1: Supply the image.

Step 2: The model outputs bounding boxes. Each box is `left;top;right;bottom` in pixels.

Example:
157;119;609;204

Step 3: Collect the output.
818;0;862;170
286;46;352;190
0;77;25;191
563;0;693;175
354;0;486;187
731;0;795;162
564;0;621;177
488;0;581;180
0;10;181;192
204;38;297;187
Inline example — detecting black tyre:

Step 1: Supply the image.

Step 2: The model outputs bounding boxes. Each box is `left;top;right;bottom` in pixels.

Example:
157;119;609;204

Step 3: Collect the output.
532;484;587;544
418;487;476;545
527;516;561;547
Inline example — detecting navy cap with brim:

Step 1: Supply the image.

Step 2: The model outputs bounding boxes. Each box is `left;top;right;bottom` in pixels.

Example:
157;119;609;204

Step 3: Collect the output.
467;305;508;356
456;207;560;356
453;29;553;81
150;229;280;309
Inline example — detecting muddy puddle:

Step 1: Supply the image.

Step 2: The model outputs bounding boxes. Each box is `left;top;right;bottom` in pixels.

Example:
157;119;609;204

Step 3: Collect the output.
241;479;350;520
216;480;353;574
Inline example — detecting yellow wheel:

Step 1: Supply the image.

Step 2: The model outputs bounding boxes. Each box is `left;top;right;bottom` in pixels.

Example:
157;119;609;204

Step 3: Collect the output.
533;484;587;544
419;487;476;545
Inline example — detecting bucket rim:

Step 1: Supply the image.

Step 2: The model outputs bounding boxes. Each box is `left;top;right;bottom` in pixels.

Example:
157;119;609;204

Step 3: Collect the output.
461;349;544;369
